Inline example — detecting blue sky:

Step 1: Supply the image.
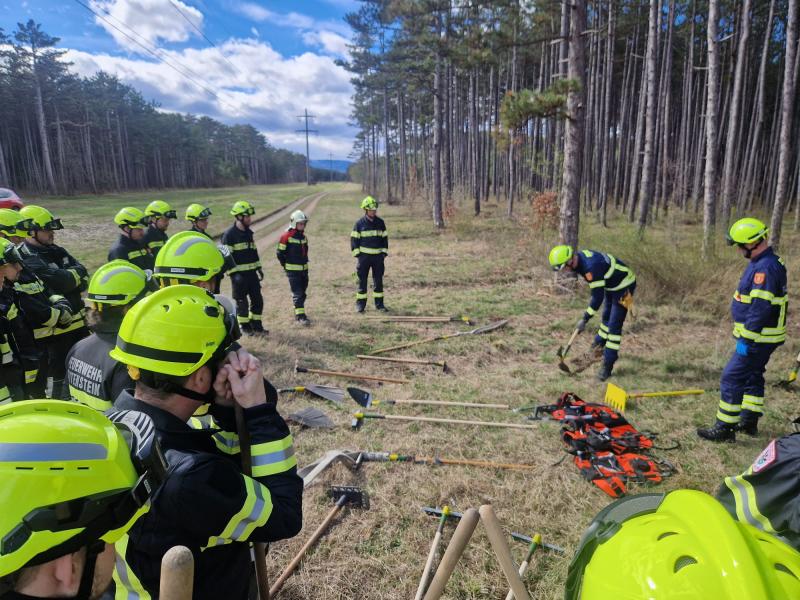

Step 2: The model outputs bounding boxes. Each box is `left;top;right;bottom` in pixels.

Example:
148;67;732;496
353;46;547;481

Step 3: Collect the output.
1;0;359;159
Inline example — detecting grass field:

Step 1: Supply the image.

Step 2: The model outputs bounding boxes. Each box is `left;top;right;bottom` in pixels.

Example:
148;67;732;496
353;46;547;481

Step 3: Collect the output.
41;182;800;598
33;182;337;270
225;184;800;599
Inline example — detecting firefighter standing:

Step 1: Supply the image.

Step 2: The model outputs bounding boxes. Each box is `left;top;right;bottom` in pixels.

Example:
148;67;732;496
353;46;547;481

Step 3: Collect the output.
19;206;89;400
698;218;788;442
66;260;149;411
0;238;38;403
223;201;266;335
185;203;212;238
108;207;154;272
108;285;302;599
351;196;388;312
143;199;176;258
0;401;164;600
277;210;310;325
549;245;636;381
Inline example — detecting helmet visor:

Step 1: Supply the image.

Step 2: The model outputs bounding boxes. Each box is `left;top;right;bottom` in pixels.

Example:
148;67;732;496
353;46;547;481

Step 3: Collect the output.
41;218;63;231
197;208;212;219
163;210;177;219
1;243;23;266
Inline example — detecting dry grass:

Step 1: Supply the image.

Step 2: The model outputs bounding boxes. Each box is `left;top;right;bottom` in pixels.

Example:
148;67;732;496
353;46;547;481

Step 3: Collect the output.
229;185;800;599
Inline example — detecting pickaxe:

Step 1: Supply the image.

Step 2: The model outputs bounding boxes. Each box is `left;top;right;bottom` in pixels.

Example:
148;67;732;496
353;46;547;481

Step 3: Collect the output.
270;486;369;597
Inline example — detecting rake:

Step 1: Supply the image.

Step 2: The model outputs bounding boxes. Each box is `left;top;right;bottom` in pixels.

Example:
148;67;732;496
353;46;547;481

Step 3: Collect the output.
369;319;508;355
604;382;704;412
347;387;510;411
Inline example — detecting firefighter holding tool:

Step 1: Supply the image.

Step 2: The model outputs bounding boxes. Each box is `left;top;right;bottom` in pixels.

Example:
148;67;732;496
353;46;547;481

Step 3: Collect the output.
549;245;636;381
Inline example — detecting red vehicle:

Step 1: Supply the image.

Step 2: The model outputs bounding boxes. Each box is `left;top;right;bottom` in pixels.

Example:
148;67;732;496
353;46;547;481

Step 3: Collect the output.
0;188;23;210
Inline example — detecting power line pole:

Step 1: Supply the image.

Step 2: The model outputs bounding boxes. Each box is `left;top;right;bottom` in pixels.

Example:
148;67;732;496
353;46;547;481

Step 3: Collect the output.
296;108;317;185
329;152;334;182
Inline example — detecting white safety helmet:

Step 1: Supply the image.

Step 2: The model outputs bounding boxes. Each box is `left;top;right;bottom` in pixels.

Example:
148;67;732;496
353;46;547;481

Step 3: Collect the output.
290;210;309;229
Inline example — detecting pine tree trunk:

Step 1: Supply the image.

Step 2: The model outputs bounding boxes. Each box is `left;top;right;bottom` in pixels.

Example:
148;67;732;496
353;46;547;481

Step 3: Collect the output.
558;0;587;248
771;0;799;246
703;0;721;257
432;18;445;229
637;0;660;233
32;59;56;194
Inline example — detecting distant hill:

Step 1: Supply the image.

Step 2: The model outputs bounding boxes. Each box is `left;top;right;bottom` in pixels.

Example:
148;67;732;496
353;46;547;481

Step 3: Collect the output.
310;159;352;174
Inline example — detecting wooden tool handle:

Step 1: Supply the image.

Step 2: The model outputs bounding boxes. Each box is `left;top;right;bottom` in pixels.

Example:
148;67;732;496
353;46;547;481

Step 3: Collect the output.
631;389;704;399
478;505;530;600
369;334;450;355
356;355;444;367
300;366;410;384
414;528;444;600
565;327;580;350
504;534;540;600
422;508;480;600
159;546;194;600
416;456;535;470
385;414;537;430
396;399;510;409
270;502;344;597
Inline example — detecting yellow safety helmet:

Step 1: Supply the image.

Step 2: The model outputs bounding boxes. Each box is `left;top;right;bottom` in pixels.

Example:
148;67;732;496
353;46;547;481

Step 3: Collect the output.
566;489;800;599
19;205;63;231
153;231;232;283
548;245;574;271
0;208;32;238
144;200;177;220
185;203;212;222
114;207;148;230
727;217;769;246
87;260;149;307
360;196;378;211
0;400;166;577
0;237;24;267
110;285;235;377
231;200;255;218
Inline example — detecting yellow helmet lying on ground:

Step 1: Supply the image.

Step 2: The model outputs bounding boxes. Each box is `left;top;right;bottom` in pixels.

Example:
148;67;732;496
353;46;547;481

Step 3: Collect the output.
231;200;255;217
19;205;63;231
153;231;233;284
144;200;177;219
114;207;147;229
0;209;32;238
566;489;800;599
185;203;212;222
87;260;149;307
110;285;236;377
0;400;166;577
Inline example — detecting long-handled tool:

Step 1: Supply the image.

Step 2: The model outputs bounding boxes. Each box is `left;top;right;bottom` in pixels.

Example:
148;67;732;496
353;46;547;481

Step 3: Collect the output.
270;486;369;597
359;451;536;471
504;534;541;600
356;354;448;371
605;383;704;412
286;406;334;429
422;508;480;600
777;350;800;388
235;405;270;600
415;506;453;600
348;387;509;411
556;328;580;373
422;508;566;555
278;385;345;407
298;450;360;488
160;546;194;600
365;315;473;325
295;360;410;384
479;505;531;600
352;412;538;431
370;319;509;355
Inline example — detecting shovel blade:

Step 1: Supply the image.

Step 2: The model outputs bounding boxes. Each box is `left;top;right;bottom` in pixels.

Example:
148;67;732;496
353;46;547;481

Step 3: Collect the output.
305;385;345;407
347;387;374;408
558;359;572;374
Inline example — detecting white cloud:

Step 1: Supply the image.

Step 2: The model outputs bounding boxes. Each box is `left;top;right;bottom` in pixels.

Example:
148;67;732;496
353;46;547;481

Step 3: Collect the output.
89;0;203;52
250;26;259;38
302;30;349;58
64;38;356;158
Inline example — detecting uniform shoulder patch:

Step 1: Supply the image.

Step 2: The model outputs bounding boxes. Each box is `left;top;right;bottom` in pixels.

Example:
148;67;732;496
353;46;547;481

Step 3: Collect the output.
752;440;777;474
753;272;766;285
585;272;593;282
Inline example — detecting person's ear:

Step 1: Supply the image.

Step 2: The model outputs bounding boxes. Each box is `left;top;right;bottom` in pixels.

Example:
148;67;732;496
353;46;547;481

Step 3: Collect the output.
186;365;212;393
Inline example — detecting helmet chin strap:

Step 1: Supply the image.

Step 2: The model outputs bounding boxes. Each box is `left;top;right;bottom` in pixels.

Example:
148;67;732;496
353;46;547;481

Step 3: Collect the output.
74;542;103;600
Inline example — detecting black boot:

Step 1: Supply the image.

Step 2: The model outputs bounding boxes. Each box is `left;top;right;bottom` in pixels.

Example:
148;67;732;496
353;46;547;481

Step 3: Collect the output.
296;314;311;327
737;411;759;436
697;422;736;443
249;321;269;336
596;362;613;382
356;301;366;313
375;304;389;312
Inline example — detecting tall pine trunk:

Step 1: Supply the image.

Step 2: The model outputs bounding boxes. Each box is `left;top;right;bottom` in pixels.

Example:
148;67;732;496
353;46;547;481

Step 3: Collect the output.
702;0;721;258
637;0;660;233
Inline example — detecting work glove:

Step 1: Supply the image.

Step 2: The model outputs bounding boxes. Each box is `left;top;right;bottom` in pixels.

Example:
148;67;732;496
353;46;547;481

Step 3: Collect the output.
736;339;750;357
257;268;264;282
576;315;589;334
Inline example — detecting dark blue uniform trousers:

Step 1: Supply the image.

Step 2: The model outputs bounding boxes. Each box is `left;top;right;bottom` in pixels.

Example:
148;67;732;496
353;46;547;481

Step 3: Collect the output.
716;343;777;426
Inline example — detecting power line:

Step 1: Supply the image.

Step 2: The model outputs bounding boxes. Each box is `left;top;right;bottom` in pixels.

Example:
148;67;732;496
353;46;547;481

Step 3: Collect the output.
167;0;243;76
72;0;241;114
296;109;318;186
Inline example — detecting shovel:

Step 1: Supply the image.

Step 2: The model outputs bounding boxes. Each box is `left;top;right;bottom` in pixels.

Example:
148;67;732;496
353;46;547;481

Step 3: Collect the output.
604;383;704;413
348;387;510;411
556;328;580;373
286;407;334;429
369;320;508;355
278;385;345;407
